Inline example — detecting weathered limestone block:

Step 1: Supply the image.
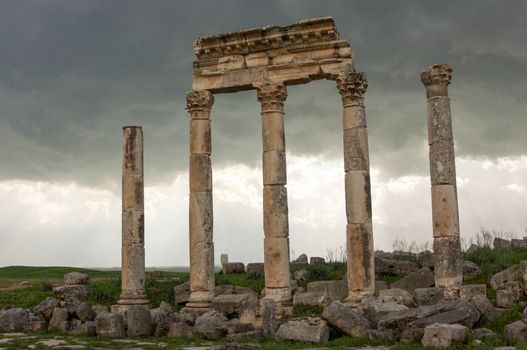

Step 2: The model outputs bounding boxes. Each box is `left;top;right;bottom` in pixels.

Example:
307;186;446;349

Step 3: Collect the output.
53;285;87;301
64;272;90;286
167;322;196;337
25;313;48;332
310;257;325;265
292;269;310;283
512;238;527;248
48;308;68;330
75;302;96;322
275;317;329;344
96;313;125;338
293;292;330;308
463;260;481;281
413;287;445;306
422;323;467;348
189;192;213;242
497;289;514;308
345;171;371;223
429;141;456;185
307;280;348;302
263;151;287;185
473;327;497;340
263;237;291;289
245;52;269;68
174;281;191;304
321;301;370;337
433;236;463;296
390;267;435;292
459;284;486;300
246;263;264;275
431;185;459;237
471;294;499;322
222;262;245;274
374;256;419;275
217;55;244;71
346;222;375;301
212;294;252;317
263;186;289;237
0;308;29;332
506;320;527;343
378;288;415;307
126;304;153;337
417;250;434;269
261;114;285;152
194;310;229;340
378;300;456;332
361;297;408;325
150;302;177;337
343;128;369;171
190;119;211;154
294;253;308;263
505;281;523;301
239;298;276;336
35;297;60;321
494;237;512;249
490;265;521;290
189;154;212;192
189;240;215;292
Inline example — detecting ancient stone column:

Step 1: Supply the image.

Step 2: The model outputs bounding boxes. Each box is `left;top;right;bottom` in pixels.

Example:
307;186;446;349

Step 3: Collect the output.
421;64;462;298
336;72;375;306
186;90;215;312
118;126;149;306
256;82;292;303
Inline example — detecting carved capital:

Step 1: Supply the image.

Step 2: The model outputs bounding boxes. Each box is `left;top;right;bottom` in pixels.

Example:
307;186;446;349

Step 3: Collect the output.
256;83;287;112
186;90;214;112
421;64;452;87
336;72;367;106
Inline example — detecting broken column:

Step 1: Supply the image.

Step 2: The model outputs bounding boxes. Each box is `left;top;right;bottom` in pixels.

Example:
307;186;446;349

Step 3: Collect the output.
421;64;462;298
336;72;375;306
256;82;292;303
118;126;149;306
186;90;215;312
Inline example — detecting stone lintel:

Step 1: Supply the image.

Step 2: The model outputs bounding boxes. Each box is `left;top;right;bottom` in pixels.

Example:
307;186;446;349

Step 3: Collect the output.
192;58;354;93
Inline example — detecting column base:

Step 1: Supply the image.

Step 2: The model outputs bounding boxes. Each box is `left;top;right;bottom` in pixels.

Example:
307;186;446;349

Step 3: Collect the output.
182;302;213;315
264;287;292;303
344;290;374;308
183;290;214;314
117;290;149;306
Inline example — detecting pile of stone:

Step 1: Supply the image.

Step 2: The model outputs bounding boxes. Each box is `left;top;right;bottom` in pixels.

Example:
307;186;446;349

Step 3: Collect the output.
274;261;527;347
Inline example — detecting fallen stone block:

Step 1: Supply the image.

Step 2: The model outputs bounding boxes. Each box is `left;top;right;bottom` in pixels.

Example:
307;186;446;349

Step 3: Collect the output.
379;288;415;307
505;320;527;343
471;294;499;322
48;308;68;330
390;267;435;292
275;317;329;344
463;261;481;281
64;272;90;285
422;323;468;348
223;262;245;274
35;297;60;321
490;265;520;290
459;284;486;300
413;287;444;306
246;263;264;275
321;300;369;337
96;313;125;338
307;280;347;302
497;289;514;308
212;294;252;318
53;285;87;301
293;292;330;308
174;281;191;304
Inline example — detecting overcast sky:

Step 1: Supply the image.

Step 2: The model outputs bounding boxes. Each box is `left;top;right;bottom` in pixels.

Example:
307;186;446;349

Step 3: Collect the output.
1;1;526;267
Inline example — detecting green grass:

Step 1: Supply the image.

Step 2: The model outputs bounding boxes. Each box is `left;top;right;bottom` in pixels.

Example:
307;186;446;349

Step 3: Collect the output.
215;272;265;292
0;266;120;282
465;246;527;285
292;304;324;318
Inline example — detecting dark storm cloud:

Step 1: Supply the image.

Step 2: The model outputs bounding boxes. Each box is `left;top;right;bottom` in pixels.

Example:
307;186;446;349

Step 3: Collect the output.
0;0;525;188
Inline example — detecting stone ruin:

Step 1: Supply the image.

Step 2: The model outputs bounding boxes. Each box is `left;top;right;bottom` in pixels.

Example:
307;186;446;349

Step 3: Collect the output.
116;18;463;313
8;16;527;349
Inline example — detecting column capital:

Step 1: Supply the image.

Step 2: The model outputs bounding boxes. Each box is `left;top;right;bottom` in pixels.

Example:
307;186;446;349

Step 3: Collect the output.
256;82;287;112
421;64;452;98
336;72;368;106
186;90;214;112
421;64;452;87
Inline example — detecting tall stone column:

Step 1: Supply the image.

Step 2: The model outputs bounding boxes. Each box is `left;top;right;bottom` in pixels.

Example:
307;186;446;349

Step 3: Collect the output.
421;64;462;298
118;126;149;306
256;82;292;303
186;90;215;312
336;72;375;306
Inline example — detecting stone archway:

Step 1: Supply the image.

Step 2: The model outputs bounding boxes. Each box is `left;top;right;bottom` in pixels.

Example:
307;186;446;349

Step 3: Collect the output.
185;17;375;312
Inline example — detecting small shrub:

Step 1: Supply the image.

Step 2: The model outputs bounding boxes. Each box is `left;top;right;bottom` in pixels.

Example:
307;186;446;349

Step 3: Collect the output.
37;281;53;291
292;304;324;317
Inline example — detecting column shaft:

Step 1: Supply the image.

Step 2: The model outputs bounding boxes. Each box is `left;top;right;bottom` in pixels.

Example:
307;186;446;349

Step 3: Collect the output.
336;73;375;305
118;126;148;305
257;83;292;303
186;90;215;311
421;64;462;298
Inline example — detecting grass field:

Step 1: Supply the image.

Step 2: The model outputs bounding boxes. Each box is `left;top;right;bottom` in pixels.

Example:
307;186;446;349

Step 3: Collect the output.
3;246;527;349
